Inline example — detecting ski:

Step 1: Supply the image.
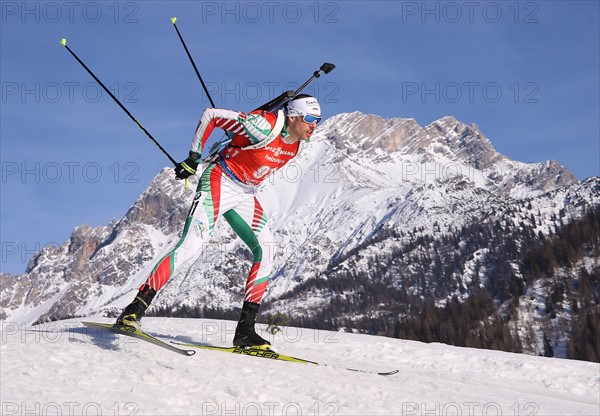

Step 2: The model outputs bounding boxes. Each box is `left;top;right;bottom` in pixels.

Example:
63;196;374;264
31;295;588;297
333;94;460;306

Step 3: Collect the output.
171;341;318;364
81;321;196;356
171;340;398;376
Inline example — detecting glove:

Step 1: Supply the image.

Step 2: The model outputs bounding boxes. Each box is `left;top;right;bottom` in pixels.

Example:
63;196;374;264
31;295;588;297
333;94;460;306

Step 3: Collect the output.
174;151;201;180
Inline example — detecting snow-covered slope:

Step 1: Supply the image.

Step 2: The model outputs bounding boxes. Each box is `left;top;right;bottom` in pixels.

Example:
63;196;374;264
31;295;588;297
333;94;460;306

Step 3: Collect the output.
1;318;598;415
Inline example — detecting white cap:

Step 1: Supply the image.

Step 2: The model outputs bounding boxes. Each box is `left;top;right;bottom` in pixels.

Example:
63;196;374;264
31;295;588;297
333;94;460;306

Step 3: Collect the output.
286;96;321;117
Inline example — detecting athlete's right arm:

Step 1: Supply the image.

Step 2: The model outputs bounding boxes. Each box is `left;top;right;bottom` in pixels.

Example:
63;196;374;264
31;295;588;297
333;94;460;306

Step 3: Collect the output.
190;108;246;155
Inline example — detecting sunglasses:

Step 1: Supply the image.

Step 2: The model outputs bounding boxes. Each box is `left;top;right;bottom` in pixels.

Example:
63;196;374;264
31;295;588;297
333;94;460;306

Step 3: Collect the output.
302;114;322;125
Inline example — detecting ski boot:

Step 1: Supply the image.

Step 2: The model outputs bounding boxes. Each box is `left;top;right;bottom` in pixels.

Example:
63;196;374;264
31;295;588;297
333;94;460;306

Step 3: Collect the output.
233;301;271;350
116;284;156;330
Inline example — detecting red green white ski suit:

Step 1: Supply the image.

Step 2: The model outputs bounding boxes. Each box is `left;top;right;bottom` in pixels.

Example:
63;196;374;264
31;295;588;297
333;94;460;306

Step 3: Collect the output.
142;108;299;304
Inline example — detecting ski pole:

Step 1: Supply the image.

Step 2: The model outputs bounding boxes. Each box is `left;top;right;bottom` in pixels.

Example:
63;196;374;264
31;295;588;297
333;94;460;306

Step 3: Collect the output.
171;17;216;109
170;18;335;115
170;17;233;178
59;38;177;166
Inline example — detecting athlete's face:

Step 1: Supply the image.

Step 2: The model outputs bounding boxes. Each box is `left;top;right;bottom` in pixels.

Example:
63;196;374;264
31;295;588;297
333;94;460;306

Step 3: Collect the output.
286;115;319;142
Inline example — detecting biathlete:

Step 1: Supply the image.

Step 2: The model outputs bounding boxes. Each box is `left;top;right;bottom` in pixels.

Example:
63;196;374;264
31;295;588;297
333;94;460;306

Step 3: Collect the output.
116;94;322;349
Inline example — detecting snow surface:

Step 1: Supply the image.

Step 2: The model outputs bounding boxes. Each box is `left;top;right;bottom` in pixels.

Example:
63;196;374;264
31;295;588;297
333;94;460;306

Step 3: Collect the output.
1;318;598;415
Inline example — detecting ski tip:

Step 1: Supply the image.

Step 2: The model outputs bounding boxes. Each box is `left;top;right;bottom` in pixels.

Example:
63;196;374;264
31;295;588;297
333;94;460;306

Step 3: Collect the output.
60;38;67;46
346;367;400;376
171;16;177;24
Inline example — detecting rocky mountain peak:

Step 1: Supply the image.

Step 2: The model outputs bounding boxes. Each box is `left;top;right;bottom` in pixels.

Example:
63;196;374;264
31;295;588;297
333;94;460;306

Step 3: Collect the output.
425;116;501;169
323;112;500;167
322;112;422;154
319;112;578;194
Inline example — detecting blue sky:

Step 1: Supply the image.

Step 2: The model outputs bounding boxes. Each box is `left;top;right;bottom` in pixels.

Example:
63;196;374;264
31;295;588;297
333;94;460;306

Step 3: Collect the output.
1;0;599;274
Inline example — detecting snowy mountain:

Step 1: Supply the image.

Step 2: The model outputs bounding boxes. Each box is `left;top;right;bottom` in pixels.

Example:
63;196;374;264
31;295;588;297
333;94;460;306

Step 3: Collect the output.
2;317;599;415
2;112;598;359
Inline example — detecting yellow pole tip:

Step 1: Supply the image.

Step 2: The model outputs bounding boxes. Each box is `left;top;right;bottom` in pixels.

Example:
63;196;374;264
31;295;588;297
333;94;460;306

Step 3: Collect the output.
60;38;67;46
171;17;177;24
